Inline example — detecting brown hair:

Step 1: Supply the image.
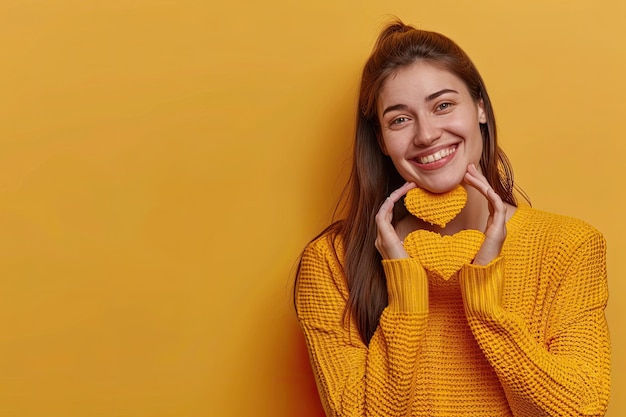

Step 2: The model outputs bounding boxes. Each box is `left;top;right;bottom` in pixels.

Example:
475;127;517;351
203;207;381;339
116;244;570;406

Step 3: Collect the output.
298;19;520;344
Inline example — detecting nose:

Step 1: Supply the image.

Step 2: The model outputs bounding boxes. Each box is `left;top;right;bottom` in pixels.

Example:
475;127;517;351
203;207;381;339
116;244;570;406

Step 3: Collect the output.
413;117;441;146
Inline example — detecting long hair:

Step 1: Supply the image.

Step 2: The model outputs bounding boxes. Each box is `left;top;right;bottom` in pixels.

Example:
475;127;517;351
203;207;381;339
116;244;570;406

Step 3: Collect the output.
298;19;520;345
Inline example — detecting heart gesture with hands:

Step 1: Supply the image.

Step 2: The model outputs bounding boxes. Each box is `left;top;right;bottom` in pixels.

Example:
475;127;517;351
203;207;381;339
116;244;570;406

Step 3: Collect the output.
374;163;507;266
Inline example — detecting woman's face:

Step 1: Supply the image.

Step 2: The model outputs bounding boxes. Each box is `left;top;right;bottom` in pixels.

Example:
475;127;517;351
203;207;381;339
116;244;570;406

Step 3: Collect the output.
377;61;486;193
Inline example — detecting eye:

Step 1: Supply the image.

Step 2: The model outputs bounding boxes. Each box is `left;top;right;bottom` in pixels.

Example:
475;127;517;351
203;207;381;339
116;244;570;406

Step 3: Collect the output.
391;116;410;126
436;102;453;112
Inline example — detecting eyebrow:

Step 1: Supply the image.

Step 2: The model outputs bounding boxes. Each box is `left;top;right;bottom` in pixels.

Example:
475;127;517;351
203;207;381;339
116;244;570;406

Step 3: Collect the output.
381;89;459;116
381;103;408;116
426;88;458;102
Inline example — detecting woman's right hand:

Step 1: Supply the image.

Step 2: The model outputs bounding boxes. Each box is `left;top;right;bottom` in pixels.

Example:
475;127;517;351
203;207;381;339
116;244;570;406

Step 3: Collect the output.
375;182;417;259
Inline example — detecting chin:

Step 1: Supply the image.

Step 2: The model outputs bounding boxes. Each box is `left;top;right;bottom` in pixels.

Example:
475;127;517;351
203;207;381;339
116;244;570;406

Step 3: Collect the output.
421;184;460;194
414;177;465;194
402;165;467;194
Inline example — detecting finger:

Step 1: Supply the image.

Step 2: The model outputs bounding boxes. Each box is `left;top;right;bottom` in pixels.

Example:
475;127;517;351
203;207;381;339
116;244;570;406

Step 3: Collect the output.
465;164;507;231
376;181;418;227
375;182;416;224
374;182;416;260
464;164;492;197
465;167;506;225
375;205;407;259
377;196;395;218
375;197;397;236
387;181;417;204
486;188;507;227
466;164;490;190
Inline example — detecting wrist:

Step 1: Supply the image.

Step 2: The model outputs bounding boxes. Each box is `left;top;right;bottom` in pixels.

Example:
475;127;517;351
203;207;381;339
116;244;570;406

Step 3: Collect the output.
459;257;505;320
382;259;428;313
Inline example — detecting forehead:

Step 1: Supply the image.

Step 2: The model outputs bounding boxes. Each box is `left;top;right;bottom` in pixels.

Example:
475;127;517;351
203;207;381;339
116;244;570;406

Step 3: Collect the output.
379;61;469;103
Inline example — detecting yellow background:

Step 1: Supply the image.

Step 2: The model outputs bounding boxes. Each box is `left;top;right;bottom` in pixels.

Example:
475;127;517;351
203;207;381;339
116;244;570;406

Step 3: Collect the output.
0;1;624;416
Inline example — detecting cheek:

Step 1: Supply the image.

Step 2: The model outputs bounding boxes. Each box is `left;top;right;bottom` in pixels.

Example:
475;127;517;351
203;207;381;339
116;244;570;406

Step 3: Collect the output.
382;140;407;164
450;117;483;150
380;138;406;169
468;129;484;160
381;133;400;156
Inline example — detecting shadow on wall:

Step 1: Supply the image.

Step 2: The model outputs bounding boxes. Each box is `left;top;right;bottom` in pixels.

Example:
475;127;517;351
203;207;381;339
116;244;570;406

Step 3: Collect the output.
286;313;325;416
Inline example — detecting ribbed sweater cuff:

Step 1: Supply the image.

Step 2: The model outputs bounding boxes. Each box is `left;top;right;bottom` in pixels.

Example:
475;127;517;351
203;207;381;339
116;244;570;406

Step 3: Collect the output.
458;256;505;320
382;259;428;313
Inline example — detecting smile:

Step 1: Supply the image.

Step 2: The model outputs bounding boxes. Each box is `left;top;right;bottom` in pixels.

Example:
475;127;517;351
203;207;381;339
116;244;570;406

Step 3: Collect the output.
416;146;457;164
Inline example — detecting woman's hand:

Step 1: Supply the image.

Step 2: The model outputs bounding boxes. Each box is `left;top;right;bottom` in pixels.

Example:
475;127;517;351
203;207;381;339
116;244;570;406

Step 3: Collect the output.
464;164;507;266
375;182;417;259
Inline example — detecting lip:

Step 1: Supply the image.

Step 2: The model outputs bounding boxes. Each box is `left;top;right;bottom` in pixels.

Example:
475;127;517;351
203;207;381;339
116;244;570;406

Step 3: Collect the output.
410;144;459;171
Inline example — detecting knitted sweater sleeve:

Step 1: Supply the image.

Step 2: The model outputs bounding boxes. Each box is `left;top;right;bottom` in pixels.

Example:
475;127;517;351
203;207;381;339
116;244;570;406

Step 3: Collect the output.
458;229;610;416
295;235;428;417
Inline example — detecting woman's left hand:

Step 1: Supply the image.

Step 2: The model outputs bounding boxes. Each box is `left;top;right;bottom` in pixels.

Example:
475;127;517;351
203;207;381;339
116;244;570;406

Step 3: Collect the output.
464;163;507;266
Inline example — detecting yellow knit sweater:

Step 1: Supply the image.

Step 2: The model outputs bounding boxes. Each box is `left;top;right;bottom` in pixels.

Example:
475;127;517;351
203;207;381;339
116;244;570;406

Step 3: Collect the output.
295;205;610;416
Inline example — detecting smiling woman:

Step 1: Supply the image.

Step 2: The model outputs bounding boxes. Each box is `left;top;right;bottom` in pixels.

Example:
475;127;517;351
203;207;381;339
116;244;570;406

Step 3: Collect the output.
294;19;610;417
378;62;486;193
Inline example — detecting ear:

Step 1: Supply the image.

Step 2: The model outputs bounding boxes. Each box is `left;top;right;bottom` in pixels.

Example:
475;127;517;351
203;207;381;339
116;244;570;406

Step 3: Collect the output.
477;99;487;124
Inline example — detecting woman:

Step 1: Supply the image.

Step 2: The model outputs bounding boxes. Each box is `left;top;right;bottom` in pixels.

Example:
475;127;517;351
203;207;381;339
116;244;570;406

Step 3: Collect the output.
295;19;610;417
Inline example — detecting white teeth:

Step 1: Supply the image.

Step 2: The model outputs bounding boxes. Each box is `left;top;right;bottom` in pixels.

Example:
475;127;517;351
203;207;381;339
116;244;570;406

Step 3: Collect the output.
417;147;455;164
